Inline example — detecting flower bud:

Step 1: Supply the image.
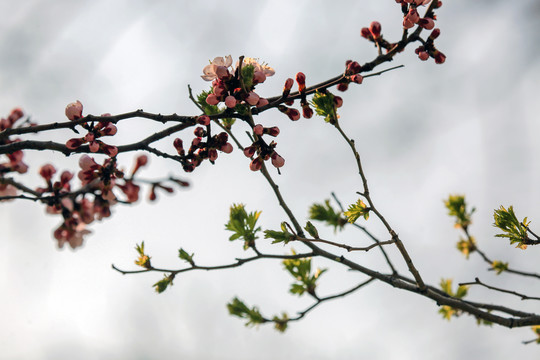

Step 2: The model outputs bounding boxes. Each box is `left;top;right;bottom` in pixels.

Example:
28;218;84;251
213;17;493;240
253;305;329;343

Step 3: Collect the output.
271;153;285;168
220;143;233;153
296;72;306;92
206;94;220;106
253;124;264;136
369;21;381;38
65;100;83;121
225;95;237;108
249;157;263;171
39;164;56;181
197;115;211;126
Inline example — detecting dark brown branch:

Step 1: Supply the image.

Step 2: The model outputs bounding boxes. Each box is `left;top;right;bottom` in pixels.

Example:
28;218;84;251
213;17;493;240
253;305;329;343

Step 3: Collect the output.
459;278;540;301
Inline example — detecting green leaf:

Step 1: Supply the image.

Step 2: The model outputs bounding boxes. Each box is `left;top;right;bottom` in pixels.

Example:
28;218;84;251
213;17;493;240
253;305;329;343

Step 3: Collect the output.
310;91;338;124
456;237;476;259
343;199;369;224
491;260;509;275
282;252;326;297
444;195;475;229
134;241;151;269
304;221;320;239
178;248;195;265
153;274;174;293
309;200;346;232
272;313;289;332
493;205;530;249
264;229;293;244
225;204;262;250
227;297;265;327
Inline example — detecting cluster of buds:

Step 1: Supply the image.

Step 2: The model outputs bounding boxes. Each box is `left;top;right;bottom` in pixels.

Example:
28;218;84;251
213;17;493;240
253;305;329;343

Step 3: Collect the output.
173;116;233;173
0;109;29;177
202;56;273;109
337;61;364;92
360;22;396;54
396;0;437;29
244;123;284;171
65;101;119;157
415;28;445;63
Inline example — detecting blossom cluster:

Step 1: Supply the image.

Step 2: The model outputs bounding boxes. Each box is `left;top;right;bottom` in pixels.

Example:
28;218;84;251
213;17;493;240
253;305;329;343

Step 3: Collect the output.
0;109;29;199
173;115;233;173
65;101;119;157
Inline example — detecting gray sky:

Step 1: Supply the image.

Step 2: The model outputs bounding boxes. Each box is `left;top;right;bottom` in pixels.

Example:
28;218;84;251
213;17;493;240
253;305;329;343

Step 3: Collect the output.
1;0;540;359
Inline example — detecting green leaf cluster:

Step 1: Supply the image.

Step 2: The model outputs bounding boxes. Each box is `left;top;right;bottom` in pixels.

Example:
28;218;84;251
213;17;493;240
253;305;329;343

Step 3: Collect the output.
283;252;326;296
438;279;468;320
264;222;294;244
272;313;289;332
444;195;475;229
225;204;262;250
197;89;220;116
310;91;338;124
153;274;175;293
226;297;265;327
343;199;369;223
456;237;476;259
493;205;530;249
241;64;255;89
134;241;151;269
309;200;346;232
491;260;509;275
178;248;195;266
532;326;540;344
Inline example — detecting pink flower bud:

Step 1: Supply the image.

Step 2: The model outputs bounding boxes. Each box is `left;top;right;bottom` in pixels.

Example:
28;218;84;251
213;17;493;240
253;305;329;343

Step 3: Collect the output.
245;92;260;106
225;95;237;108
434;51;446;64
346;61;362;75
369;21;381;38
84;133;95;142
220;143;233;154
406;8;420;23
351;74;363;84
197;115;211;126
39;164;56;180
418;17;435;30
302;106;313;119
429;28;441;41
253;71;266;84
102;144;118;157
249;157;263;171
287;108;300;121
206;94;220;105
79;155;98;170
89;141;100;153
244;146;256;158
271;153;285;168
337;82;349;92
418;51;429;61
65;100;83;121
173;138;184;153
208;149;218;161
283;78;294;91
253;124;264;136
360;27;371;39
100;122;117;136
268;126;280;137
296;72;306;92
256;98;269;107
333;96;343;108
66;138;84;149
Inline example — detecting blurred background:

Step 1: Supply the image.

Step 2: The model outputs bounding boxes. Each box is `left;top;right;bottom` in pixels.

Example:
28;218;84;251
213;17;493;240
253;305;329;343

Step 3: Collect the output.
1;0;539;359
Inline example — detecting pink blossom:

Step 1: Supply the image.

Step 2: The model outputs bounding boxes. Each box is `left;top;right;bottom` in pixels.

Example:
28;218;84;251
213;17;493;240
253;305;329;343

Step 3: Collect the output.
197;115;211;126
65;100;83;121
201;55;233;81
206;94;220;105
39;164;57;181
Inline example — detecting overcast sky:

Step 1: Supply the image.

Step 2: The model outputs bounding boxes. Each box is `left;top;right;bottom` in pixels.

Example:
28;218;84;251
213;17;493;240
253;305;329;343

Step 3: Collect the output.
1;0;540;359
